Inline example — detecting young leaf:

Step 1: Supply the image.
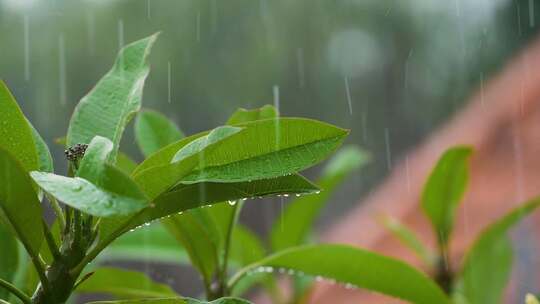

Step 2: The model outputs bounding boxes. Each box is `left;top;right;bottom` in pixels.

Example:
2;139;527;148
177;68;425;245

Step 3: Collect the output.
226;105;278;125
180;118;349;184
76;267;179;298
66;33;158;162
0;80;39;172
379;215;435;268
0;223;19;300
28;121;53;173
31;167;147;217
171;126;242;163
270;145;367;251
421;146;472;244
526;294;540;304
103;223;188;264
231;225;266;266
134;127;241;200
162;214;220;286
77;136;114;184
0;148;43;259
86;298;252;304
229;245;450;304
458;197;540;304
96;174;318;262
135;109;184;157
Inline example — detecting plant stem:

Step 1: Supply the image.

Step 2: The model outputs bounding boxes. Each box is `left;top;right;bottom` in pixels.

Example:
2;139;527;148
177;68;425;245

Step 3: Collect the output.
217;200;244;297
30;255;52;296
0;278;31;304
46;194;66;231
435;241;453;293
42;219;61;261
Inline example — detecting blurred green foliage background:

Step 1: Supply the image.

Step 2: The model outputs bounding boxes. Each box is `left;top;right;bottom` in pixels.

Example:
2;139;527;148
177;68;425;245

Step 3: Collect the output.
0;0;539;297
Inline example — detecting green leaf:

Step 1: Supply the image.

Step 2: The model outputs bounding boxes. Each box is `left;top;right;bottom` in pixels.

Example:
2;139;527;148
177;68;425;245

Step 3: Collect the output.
76;267;178;298
270;145;367;251
31;168;147;217
135;109;184;157
66;33;158;162
226;105;278;125
171;126;242;163
0;223;19;300
231;225;266;267
180;118;349;184
458;197;540;304
421;146;472;244
379;215;435;268
0;80;39;172
77;136;114;184
185;298;253;304
27;121;53;173
97;174;318;262
85;298;252;304
103;223;188;264
86;299;185;304
116;152;138;175
229;245;450;304
162;213;220;284
0;148;43;260
134;127;241;201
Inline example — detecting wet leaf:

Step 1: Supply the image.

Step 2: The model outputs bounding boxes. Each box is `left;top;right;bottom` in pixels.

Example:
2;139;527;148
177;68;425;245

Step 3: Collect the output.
180;118;349;184
97;174;318;259
0;80;39;172
66;33;158;162
31;167;147;217
135;109;184;157
421;146;472;244
77;136;114;184
226;105;278;125
76;267;178;298
0;223;18;300
0;148;43;260
229;245;450;304
458;197;540;304
27;121;53;173
270;145;367;251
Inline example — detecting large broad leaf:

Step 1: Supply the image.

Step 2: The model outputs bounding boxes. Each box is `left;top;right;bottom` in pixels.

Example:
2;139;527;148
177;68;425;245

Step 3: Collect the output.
226;105;278;125
0;223;19;300
116;152;138;175
380;215;435;267
66;34;158;162
103;223;188;264
179;118;348;184
231;225;266;266
229;245;450;304
77;136;114;184
0;81;39;172
28;121;53;173
135;109;184;157
270;145;367;251
96;174;318;260
31;167;148;217
162;213;220;285
421;146;472;244
134;127;241;200
457;197;540;304
76;267;179;298
0;148;43;259
86;298;252;304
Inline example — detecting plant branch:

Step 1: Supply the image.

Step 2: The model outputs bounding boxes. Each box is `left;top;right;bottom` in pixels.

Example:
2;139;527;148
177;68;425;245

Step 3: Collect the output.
46;194;66;231
0;278;31;304
42;219;61;261
218;200;244;296
30;255;52;296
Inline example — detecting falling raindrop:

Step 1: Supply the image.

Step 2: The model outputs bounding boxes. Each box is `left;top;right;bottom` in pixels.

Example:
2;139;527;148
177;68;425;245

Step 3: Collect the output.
384;127;392;171
23;15;30;81
196;11;201;42
529;0;535;27
168;61;172;103
117;19;125;51
58;34;67;106
147;0;151;20
296;48;305;88
86;11;95;56
344;76;353;115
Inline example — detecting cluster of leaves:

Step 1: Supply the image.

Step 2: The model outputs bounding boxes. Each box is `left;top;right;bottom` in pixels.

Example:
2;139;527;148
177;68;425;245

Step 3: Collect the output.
1;32;539;304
